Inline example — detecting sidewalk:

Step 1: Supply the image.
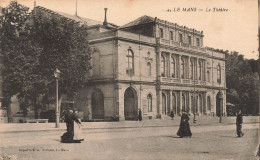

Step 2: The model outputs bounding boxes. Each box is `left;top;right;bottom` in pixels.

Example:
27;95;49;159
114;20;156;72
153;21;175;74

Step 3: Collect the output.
0;116;259;133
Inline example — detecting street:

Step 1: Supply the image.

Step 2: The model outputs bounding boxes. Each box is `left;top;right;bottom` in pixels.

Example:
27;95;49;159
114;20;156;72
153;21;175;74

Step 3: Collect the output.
0;123;259;160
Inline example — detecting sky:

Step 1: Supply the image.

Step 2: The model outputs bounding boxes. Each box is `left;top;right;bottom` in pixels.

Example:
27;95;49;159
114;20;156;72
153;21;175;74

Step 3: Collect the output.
1;0;258;59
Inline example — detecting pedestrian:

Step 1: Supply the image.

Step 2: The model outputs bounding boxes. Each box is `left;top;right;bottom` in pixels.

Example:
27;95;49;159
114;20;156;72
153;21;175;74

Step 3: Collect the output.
177;110;192;138
236;110;244;137
61;108;83;143
138;109;142;121
73;110;84;142
170;110;174;120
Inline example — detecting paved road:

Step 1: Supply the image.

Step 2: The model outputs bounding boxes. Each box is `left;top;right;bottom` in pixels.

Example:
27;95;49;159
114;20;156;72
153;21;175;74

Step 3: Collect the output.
0;123;259;160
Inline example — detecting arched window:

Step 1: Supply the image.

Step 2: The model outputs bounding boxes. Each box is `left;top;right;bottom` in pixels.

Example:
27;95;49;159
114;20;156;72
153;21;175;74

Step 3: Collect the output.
190;59;193;79
217;64;221;83
147;94;152;112
198;61;202;80
207;71;210;82
180;57;184;78
147;62;152;76
171;56;176;78
161;55;166;77
126;49;134;75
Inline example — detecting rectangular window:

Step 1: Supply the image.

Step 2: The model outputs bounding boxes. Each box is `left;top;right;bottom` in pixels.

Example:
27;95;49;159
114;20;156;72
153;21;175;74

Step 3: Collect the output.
160;28;164;38
170;31;173;40
188;36;192;45
179;33;183;43
196;38;200;47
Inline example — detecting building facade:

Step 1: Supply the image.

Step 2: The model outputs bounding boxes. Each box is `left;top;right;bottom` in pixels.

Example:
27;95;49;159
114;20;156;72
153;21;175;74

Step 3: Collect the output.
72;12;226;121
1;6;226;122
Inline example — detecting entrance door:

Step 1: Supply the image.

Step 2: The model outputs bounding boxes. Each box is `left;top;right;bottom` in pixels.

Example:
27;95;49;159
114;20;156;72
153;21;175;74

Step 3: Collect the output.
124;87;138;120
91;89;104;119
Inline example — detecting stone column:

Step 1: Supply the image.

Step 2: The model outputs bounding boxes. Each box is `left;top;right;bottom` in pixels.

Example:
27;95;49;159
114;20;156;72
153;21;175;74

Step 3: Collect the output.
188;56;190;79
156;40;161;79
180;90;182;113
197;93;200;115
179;55;182;79
188;92;192;114
203;92;206;115
196;58;198;80
169;90;172;111
156;86;162;118
116;84;124;121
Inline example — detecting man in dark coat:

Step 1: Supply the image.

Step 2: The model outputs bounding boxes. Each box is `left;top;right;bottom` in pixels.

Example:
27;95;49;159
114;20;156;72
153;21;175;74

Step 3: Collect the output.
177;110;192;138
170;110;174;120
138;109;142;121
236;110;244;137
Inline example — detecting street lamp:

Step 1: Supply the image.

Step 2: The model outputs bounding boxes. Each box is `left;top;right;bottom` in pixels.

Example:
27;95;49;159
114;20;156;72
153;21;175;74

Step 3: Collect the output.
218;89;223;123
218;79;223;123
54;68;61;128
193;79;197;123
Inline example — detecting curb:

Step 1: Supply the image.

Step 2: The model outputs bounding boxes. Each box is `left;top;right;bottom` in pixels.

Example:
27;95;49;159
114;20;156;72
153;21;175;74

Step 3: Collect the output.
0;121;258;134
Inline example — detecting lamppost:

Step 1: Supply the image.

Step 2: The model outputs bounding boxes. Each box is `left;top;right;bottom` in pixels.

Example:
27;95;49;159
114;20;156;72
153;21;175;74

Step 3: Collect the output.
54;68;61;128
218;82;223;123
193;79;197;123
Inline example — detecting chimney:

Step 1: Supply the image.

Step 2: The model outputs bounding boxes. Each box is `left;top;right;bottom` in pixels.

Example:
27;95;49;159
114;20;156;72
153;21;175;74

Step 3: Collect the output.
75;0;78;16
103;8;108;26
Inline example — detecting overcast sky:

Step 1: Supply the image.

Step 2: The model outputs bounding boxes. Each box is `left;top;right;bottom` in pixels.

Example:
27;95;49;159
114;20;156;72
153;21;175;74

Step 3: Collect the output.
1;0;258;59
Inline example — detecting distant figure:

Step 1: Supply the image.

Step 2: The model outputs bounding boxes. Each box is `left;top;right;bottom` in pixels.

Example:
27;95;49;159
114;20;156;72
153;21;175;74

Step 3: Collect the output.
138;109;142;121
177;110;192;138
236;110;244;137
170;110;174;120
61;109;83;143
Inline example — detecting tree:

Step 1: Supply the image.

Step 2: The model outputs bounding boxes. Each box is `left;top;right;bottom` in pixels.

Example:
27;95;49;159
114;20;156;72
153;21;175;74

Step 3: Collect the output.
0;1;92;120
225;51;259;115
29;9;92;108
0;1;42;121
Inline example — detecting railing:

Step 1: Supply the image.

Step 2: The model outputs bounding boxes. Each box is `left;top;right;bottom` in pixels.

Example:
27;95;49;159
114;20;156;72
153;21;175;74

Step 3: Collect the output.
171;78;181;83
160;77;209;86
161;77;170;82
200;80;206;85
159;38;225;58
182;79;190;83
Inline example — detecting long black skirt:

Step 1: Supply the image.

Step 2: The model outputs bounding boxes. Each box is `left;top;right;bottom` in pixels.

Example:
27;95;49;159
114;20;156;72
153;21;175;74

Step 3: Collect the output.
177;122;192;137
61;122;74;143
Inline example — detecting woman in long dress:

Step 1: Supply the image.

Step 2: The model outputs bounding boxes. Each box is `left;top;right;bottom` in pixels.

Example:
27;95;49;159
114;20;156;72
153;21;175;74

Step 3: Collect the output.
61;109;83;143
73;111;84;142
177;110;192;138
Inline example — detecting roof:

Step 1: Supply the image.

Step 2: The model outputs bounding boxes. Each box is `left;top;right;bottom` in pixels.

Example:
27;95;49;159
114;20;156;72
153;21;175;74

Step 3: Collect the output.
121;15;155;28
56;10;103;26
34;6;118;28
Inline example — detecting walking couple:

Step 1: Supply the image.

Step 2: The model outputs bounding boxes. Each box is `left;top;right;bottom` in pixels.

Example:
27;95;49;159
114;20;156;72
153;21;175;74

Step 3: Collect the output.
61;109;84;143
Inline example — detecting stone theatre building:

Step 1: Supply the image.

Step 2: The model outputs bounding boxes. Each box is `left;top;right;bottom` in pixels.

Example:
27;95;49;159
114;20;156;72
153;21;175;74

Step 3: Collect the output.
1;6;226;122
71;9;226;121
